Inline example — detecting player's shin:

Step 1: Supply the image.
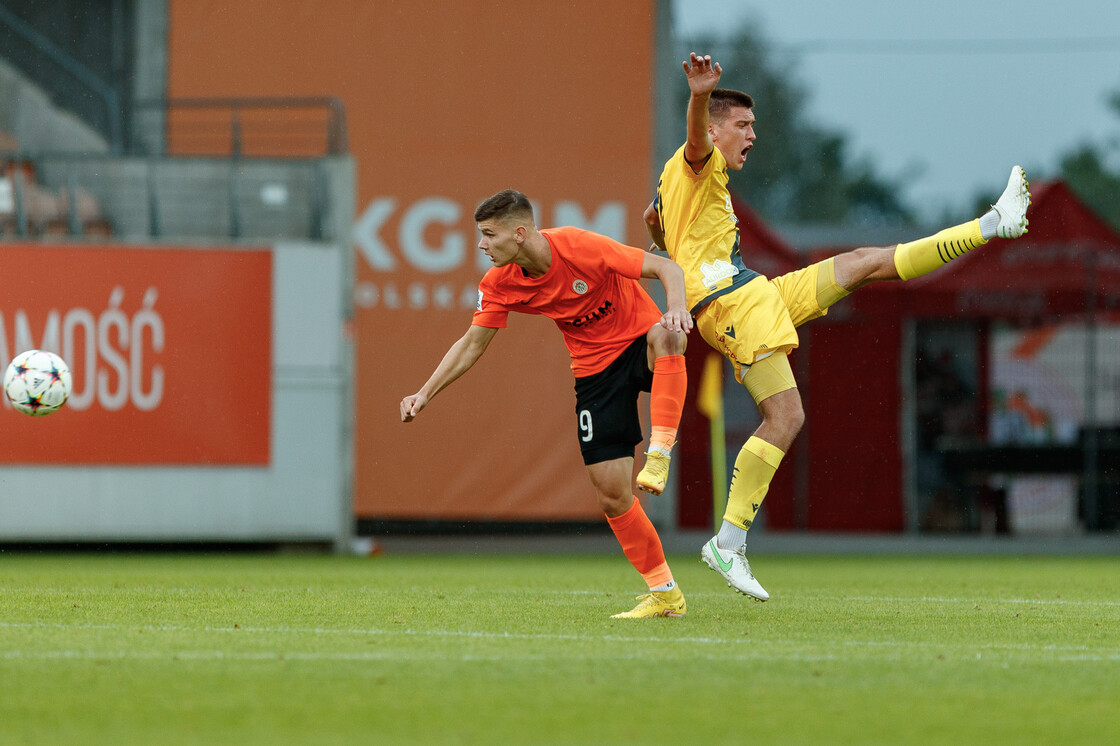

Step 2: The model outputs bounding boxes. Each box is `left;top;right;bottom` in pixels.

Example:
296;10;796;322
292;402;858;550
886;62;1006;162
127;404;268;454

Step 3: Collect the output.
637;354;687;496
721;436;784;544
648;354;687;453
893;220;986;280
606;497;674;591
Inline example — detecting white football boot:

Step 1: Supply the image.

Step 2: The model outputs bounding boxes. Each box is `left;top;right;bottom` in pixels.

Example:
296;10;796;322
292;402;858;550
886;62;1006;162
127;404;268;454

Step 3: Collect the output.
701;538;769;601
992;165;1031;239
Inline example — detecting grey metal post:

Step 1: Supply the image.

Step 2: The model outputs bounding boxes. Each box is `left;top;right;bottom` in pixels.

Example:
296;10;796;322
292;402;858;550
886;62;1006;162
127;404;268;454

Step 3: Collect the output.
900;319;920;532
1083;249;1099;530
67;170;82;236
146;158;161;238
12;165;28;237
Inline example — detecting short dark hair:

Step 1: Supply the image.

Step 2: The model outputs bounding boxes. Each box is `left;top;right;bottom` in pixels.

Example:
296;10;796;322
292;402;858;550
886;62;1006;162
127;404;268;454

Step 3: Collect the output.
474;189;535;224
709;88;754;124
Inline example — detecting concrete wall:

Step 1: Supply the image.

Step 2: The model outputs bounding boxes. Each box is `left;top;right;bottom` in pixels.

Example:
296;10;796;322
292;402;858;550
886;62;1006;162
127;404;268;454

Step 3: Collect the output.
0;59;108;153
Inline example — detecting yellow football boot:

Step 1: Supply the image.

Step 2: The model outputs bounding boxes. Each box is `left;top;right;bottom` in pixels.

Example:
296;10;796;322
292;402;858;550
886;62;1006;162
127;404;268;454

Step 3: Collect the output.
636;450;671;496
610;586;686;618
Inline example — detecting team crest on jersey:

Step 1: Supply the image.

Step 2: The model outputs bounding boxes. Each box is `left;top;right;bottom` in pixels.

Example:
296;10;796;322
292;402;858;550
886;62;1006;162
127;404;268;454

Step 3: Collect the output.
572;279;588;294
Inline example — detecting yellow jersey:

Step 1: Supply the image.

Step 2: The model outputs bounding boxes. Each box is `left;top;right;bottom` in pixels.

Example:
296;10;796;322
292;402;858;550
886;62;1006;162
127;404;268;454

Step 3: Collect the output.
653;144;760;314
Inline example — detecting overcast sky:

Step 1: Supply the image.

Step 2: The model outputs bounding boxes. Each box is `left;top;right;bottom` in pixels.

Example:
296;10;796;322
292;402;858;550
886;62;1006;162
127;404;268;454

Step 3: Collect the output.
671;0;1120;221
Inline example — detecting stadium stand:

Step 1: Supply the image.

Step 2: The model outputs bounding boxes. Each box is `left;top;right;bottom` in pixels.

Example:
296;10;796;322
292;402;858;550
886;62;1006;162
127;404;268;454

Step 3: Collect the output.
1;55;345;243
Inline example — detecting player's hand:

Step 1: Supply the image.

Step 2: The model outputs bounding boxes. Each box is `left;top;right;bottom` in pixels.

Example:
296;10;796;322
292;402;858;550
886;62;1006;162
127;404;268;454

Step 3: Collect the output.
660;308;693;334
683;53;722;95
400;393;428;422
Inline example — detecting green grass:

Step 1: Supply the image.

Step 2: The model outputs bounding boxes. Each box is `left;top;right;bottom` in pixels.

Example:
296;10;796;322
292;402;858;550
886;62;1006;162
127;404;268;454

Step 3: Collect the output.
1;551;1118;745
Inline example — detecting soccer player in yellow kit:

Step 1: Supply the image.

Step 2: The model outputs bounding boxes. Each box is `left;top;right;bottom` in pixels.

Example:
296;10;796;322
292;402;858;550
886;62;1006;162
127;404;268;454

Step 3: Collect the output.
646;53;1031;601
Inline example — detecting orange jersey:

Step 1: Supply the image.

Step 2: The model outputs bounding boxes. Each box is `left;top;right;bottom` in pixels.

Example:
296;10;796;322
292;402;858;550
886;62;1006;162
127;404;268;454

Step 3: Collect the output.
473;227;662;377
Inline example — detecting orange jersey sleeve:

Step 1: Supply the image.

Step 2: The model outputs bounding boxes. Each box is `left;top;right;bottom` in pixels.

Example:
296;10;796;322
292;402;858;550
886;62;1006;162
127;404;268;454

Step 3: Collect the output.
473;227;662;376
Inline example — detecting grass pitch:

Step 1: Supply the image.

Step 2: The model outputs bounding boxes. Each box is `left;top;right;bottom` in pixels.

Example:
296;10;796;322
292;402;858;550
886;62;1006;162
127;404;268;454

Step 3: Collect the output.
1;550;1118;745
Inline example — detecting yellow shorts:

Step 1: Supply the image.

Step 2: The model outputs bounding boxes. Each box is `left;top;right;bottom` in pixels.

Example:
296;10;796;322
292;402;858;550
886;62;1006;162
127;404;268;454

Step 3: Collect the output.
695;257;845;390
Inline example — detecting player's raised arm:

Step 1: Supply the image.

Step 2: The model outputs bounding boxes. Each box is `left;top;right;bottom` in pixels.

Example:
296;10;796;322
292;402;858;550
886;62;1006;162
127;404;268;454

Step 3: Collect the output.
400;324;498;421
683;52;722;166
640;251;693;333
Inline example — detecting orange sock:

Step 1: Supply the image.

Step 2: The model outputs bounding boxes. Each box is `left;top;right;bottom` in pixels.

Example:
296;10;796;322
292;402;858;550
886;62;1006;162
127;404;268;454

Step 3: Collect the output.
649;354;686;452
606;497;673;590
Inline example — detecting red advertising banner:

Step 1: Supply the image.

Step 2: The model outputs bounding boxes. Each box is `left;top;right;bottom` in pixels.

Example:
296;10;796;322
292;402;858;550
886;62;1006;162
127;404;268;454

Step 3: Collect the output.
0;244;271;464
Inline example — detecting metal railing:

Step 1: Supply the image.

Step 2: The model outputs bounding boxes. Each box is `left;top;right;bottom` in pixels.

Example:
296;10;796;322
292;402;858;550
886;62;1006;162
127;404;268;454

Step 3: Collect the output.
131;97;348;158
0;151;344;242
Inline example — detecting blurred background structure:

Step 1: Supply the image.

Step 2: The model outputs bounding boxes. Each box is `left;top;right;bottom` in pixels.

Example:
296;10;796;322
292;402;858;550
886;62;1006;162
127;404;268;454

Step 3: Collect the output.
1;0;1117;546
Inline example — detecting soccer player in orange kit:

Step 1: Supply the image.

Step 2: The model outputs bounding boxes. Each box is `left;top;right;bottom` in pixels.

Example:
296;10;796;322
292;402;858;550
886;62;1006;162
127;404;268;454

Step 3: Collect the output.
401;189;693;618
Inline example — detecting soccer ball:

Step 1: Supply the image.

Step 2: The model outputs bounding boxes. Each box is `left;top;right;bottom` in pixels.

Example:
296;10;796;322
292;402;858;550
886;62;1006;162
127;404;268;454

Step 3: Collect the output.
3;349;73;417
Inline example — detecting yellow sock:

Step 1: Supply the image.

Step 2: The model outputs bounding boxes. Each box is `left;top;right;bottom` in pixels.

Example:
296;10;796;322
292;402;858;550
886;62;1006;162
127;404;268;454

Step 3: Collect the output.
724;436;784;529
893;219;986;280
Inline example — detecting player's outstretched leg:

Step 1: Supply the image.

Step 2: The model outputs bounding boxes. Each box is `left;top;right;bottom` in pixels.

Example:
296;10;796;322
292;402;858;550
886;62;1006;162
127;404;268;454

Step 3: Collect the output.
700;537;769;601
992;165;1031;239
611;586;687;618
894;166;1031;281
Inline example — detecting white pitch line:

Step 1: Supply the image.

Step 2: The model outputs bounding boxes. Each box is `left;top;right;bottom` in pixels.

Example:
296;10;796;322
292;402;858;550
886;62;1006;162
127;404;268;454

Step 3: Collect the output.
2;647;1118;664
0;619;753;645
3;587;1117;607
2;619;1118;660
0;648;841;663
835;595;1120;607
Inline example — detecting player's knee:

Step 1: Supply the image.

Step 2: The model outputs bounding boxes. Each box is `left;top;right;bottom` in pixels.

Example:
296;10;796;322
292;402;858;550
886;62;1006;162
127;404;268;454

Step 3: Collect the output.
785;403;806;436
759;390;805;439
837;246;896;287
647;323;687;356
598;489;632;518
867;246;898;277
768;408;803;442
